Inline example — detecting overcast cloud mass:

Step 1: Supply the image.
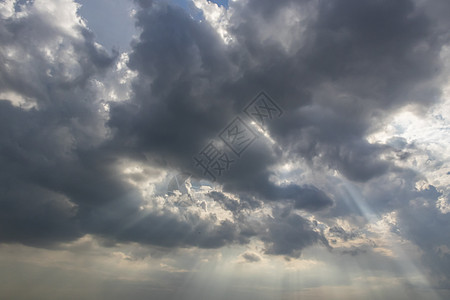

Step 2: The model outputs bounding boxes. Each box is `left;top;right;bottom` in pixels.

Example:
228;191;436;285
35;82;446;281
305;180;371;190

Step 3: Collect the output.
0;0;450;299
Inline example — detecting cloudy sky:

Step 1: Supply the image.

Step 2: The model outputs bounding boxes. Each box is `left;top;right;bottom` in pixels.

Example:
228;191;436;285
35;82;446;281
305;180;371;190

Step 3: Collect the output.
1;0;450;299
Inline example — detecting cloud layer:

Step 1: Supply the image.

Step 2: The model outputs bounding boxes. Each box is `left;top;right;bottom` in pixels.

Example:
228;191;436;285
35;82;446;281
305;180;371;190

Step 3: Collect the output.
1;0;450;297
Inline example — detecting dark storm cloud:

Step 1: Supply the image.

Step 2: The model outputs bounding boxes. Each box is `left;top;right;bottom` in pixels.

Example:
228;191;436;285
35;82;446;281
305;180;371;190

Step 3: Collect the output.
393;185;450;288
109;0;447;204
1;0;449;273
0;1;242;251
108;2;233;167
0;0;250;250
261;207;329;258
0;177;80;246
220;0;444;184
107;0;336;212
0;1;118;246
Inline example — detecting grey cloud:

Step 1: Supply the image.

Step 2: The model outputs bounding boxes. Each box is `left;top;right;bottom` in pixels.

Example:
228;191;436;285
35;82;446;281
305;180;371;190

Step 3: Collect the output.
231;0;444;182
328;226;361;242
206;191;325;255
107;1;335;213
241;252;261;263
0;180;80;246
0;0;242;252
1;0;449;277
208;191;243;214
395;188;450;288
108;0;448;219
261;207;329;258
0;1;118;247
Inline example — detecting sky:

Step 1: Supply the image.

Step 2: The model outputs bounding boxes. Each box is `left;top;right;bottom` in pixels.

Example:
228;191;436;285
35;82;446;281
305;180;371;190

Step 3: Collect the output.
0;0;449;299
